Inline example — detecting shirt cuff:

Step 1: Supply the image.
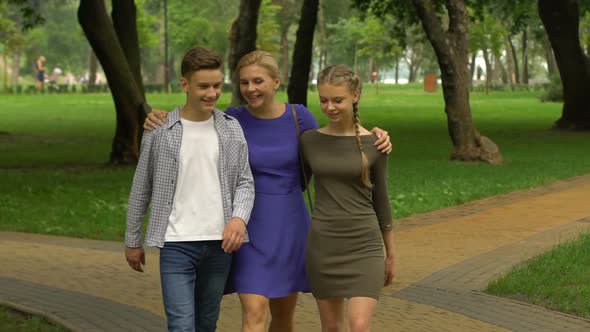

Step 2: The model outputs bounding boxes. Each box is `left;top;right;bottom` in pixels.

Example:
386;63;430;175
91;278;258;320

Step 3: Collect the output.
231;208;251;226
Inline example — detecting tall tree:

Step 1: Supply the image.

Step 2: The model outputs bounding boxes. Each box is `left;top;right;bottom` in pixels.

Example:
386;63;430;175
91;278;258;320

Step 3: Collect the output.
495;0;534;85
404;25;426;83
112;0;145;98
355;0;502;163
541;31;558;77
507;37;521;84
521;28;529;84
257;0;281;56
470;7;506;91
229;0;262;106
357;15;402;83
19;1;90;74
0;2;25;90
88;49;97;87
78;0;147;164
287;0;319;105
538;0;590;129
273;0;299;84
162;0;169;92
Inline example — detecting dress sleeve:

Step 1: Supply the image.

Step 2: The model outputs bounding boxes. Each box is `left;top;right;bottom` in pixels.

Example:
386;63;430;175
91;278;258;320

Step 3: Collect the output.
296;104;319;133
225;106;239;118
371;154;393;232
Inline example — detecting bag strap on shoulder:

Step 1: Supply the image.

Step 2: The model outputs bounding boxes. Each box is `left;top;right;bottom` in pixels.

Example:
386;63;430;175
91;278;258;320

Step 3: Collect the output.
291;104;313;211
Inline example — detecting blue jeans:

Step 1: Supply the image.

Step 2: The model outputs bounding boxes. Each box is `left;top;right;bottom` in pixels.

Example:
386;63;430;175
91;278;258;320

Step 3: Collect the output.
160;241;231;332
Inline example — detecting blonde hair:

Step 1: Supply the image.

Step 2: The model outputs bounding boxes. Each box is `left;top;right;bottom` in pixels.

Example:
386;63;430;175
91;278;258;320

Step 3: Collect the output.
236;50;280;80
317;65;371;188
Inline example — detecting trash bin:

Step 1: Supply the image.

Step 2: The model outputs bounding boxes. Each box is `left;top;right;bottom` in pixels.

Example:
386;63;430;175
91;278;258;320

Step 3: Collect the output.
424;73;437;92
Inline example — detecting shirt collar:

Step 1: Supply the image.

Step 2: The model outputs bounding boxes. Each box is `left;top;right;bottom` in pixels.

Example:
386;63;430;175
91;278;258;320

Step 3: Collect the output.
165;106;233;130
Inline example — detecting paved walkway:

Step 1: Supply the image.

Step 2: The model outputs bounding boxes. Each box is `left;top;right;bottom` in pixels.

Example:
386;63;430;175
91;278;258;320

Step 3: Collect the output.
2;174;590;331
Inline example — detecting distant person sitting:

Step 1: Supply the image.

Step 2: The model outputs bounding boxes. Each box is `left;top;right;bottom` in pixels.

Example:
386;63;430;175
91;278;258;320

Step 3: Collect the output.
35;56;46;92
51;67;63;84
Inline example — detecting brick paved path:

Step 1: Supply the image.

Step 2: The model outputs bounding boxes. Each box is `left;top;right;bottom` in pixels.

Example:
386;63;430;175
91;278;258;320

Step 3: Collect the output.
2;174;590;331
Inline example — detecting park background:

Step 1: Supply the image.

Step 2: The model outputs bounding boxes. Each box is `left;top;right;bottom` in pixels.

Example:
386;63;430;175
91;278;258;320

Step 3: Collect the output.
1;0;590;331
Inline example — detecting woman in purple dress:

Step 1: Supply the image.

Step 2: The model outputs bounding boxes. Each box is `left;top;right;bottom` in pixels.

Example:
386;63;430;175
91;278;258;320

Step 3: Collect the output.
145;51;391;332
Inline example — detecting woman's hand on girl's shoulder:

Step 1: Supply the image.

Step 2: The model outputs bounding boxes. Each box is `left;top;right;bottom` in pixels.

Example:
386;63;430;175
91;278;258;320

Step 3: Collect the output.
370;127;392;155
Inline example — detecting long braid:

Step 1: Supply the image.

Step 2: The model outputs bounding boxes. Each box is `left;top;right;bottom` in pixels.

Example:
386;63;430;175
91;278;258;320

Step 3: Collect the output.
353;101;372;188
318;65;372;188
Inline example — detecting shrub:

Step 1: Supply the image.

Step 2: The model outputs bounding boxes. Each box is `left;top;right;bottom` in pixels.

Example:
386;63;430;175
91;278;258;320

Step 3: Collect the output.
540;74;563;103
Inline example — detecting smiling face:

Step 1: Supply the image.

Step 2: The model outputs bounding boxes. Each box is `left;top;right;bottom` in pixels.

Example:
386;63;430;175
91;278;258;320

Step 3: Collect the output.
318;83;359;125
181;69;223;114
239;64;279;110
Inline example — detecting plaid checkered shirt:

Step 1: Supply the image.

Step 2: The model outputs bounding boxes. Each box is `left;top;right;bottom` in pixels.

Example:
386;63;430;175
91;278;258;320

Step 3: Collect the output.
125;107;255;248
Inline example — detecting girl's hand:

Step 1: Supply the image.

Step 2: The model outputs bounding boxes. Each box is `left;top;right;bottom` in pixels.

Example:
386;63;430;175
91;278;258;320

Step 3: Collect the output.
371;127;392;155
144;110;169;130
384;255;395;286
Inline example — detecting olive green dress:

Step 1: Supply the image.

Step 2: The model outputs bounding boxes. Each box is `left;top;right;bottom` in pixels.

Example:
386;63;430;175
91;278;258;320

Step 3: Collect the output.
300;130;392;300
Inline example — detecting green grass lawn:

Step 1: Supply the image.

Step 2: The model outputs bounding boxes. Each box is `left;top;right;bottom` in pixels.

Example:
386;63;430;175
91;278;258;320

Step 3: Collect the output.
1;85;589;239
0;306;68;332
487;232;590;318
1;85;590;319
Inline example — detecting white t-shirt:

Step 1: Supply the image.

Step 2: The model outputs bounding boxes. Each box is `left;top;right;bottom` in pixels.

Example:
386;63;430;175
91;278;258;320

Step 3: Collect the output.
165;116;225;241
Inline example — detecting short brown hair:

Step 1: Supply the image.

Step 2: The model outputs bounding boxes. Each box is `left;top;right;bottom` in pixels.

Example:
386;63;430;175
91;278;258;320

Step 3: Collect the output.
181;47;223;78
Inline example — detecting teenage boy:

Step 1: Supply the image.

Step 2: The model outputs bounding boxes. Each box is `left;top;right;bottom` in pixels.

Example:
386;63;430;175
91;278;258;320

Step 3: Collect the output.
125;47;255;332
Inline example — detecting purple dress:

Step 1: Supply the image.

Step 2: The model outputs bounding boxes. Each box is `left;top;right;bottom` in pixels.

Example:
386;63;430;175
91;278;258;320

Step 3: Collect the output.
225;104;318;298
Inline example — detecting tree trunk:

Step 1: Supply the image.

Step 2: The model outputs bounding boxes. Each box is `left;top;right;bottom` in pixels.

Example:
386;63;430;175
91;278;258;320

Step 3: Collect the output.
504;40;516;88
507;36;520;84
482;49;491;94
279;19;290;84
538;0;590;130
412;0;502;164
274;0;295;86
495;54;508;84
111;0;145;98
287;0;319;105
353;43;358;73
409;64;417;83
2;52;7;92
395;58;399;84
368;57;374;82
162;0;169;93
469;51;476;87
11;52;20;86
542;30;558;78
229;0;263;106
88;49;97;86
156;14;165;84
317;0;327;69
407;46;423;83
169;56;176;85
78;0;146;164
521;28;529;85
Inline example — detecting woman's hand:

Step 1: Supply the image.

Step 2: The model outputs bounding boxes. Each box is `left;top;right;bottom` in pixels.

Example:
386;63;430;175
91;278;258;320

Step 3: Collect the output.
144;110;169;130
371;127;392;155
384;255;395;286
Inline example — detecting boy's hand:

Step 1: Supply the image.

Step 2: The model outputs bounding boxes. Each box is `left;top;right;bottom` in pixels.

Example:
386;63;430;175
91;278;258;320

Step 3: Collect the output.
370;127;392;155
222;218;246;253
125;246;146;272
144;110;168;130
